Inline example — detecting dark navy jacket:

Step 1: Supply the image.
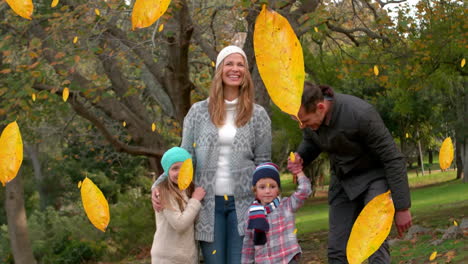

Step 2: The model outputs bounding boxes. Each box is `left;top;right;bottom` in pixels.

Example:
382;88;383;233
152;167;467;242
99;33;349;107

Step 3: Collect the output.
298;93;411;210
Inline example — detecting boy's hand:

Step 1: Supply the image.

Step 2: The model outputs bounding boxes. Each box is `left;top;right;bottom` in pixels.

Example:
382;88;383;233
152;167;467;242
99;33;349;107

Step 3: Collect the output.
192;187;206;201
287;152;303;175
151;187;163;212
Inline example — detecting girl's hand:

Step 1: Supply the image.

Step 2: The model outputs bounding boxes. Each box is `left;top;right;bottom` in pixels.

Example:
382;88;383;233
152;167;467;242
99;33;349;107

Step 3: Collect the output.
192;187;206;201
152;187;163;212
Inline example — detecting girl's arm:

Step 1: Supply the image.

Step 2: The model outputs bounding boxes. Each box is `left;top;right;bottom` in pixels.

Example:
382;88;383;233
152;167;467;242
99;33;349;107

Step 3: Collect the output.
284;171;312;212
162;198;201;232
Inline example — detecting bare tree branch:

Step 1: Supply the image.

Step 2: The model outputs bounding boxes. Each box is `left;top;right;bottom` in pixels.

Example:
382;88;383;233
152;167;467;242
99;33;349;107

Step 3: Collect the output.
375;0;407;8
32;84;163;158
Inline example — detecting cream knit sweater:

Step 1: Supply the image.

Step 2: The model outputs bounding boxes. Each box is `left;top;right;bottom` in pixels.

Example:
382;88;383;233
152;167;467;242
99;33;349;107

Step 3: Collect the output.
150;191;201;264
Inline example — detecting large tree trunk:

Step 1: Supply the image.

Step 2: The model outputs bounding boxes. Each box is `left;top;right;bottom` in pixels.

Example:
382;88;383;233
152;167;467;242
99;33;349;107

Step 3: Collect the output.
24;144;49;209
5;172;37;264
464;141;467;183
456;140;463;179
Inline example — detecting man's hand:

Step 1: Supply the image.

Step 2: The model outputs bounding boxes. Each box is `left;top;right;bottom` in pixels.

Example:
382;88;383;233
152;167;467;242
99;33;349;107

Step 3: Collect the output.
394;209;412;238
287;152;303;175
151;187;163;212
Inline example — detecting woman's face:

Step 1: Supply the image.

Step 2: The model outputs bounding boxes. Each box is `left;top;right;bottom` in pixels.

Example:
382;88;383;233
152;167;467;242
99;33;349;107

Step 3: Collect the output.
168;162;183;184
221;53;245;89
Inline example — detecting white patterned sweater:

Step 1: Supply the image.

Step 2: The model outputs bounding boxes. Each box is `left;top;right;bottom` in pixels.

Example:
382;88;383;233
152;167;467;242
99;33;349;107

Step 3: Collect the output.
180;99;271;242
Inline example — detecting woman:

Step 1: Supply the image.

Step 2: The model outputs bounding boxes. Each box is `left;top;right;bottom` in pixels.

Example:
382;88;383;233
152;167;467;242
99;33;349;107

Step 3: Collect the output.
152;45;271;263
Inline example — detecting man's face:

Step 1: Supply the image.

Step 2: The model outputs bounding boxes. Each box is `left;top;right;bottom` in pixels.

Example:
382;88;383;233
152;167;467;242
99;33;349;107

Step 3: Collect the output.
294;104;326;131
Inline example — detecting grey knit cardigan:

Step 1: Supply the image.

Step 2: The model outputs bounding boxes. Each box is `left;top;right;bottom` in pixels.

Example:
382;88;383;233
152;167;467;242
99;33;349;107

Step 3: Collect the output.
180;99;271;242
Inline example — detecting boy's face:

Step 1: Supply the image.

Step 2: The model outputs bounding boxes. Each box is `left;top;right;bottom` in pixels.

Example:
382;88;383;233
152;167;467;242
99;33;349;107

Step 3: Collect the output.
255;178;280;205
168;161;184;184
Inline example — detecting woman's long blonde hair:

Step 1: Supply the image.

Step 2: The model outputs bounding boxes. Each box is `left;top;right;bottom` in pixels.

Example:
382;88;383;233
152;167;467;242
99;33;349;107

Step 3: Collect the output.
158;178;194;211
208;57;254;127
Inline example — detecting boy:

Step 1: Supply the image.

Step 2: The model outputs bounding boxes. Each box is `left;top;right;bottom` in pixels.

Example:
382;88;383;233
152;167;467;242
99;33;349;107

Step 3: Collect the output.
241;161;312;264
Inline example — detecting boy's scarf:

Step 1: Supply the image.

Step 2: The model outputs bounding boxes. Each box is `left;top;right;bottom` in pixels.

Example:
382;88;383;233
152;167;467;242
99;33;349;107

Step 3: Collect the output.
247;197;281;245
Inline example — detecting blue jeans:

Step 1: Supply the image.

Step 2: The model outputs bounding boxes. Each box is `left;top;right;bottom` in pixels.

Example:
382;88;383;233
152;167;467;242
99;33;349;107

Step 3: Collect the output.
200;196;243;264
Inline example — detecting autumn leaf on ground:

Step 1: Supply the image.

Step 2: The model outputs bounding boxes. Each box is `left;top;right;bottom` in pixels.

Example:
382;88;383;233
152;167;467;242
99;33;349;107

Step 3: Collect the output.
439;137;454;170
346;191;395;264
178;158;193;190
131;0;172;30
5;0;34;20
374;65;379;76
79;177;110;232
429;251;437;261
51;0;59;8
0;121;23;186
254;5;304;119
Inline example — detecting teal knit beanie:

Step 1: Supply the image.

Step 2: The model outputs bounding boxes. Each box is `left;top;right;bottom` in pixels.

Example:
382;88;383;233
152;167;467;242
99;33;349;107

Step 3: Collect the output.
161;147;191;175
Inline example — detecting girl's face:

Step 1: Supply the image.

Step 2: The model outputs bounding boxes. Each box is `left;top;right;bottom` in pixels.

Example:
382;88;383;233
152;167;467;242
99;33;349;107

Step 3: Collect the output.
255;178;280;205
168;161;184;184
221;53;245;89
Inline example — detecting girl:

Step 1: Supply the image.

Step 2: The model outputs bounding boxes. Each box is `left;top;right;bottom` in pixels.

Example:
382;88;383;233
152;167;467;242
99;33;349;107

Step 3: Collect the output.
150;147;206;264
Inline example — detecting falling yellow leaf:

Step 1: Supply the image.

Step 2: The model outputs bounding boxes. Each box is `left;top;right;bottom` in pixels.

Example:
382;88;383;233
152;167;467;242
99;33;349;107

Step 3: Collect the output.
289;152;295;162
123;121;126;127
254;5;304;118
131;0;172;30
212;250;216;255
79;177;110;232
347;190;395;264
454;220;458;226
5;0;34;20
0;121;23;187
439;137;454;170
62;87;69;102
158;24;164;32
73;36;78;44
95;8;100;16
314;27;318;32
293;228;297;234
151;123;156;132
429;251;437;261
32;93;36;101
405;133;409;138
51;0;59;8
461;58;465;68
374;65;379;76
211;61;215;67
178;158;193;190
224;194;228;201
193;142;196;148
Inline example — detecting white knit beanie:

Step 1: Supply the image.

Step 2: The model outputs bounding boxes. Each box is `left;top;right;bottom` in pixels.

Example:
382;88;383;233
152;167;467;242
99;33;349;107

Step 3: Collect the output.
215;45;248;70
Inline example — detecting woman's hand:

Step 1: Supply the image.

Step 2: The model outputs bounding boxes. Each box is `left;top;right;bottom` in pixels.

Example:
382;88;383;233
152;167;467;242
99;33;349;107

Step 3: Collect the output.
192;187;206;201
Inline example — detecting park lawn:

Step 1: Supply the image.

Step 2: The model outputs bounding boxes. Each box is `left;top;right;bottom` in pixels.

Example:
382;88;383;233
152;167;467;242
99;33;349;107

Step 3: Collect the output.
283;171;465;234
286;171;468;263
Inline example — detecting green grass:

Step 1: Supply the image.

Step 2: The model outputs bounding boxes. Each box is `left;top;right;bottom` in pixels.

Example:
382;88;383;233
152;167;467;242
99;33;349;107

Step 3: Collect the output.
407;170;458;187
284;171;467;235
291;171;468;263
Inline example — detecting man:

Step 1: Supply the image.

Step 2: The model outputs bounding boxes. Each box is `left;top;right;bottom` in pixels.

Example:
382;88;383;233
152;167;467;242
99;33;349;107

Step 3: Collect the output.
287;82;412;263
